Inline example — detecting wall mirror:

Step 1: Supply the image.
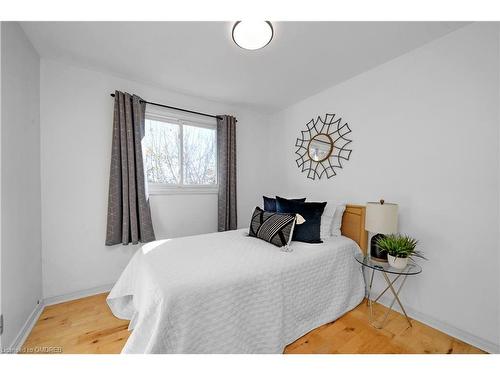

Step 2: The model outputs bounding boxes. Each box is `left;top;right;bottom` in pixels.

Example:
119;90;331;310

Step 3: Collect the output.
308;134;333;162
295;113;353;180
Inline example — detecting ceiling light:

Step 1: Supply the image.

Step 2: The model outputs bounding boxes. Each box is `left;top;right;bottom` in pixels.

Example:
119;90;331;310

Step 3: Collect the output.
232;21;274;50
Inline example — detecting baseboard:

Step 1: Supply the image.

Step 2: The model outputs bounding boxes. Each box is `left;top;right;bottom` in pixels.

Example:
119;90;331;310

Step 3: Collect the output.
376;294;500;354
7;301;44;353
43;283;114;306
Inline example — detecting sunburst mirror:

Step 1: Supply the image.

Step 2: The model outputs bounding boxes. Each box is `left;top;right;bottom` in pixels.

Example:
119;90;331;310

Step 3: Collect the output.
295;113;352;180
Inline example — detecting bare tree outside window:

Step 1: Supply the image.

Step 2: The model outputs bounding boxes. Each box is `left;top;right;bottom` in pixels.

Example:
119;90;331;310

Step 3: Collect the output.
183;125;216;185
143;119;180;184
142;118;217;186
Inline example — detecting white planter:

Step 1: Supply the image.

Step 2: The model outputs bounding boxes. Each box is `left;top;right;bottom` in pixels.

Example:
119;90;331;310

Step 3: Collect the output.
387;254;409;269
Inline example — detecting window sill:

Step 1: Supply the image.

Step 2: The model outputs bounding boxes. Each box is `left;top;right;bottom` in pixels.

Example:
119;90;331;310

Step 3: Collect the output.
148;185;218;196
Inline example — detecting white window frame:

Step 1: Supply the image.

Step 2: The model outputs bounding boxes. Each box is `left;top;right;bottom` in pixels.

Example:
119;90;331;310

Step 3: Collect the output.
144;107;218;195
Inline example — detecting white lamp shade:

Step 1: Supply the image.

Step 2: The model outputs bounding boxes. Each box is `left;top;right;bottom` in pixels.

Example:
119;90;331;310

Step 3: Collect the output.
365;201;398;234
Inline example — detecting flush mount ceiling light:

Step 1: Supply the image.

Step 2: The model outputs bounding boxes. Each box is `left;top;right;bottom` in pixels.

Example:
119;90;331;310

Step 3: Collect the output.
232;21;274;50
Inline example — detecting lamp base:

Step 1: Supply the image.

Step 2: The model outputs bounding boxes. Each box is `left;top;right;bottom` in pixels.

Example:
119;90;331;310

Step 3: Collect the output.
370;233;388;262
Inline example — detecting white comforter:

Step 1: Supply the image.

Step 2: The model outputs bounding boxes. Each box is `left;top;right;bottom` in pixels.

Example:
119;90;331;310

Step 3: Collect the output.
107;229;365;354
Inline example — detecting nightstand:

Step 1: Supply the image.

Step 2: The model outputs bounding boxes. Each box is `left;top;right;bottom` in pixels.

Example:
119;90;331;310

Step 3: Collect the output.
354;253;422;329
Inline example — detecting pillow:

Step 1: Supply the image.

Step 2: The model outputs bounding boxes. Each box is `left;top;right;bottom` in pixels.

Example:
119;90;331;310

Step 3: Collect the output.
320;204;346;239
331;204;346;236
320;204;335;239
276;197;327;243
263;196;306;212
249;207;297;247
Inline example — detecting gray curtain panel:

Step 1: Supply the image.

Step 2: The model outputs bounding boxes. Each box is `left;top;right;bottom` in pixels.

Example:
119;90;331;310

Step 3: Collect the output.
105;91;156;245
217;115;238;231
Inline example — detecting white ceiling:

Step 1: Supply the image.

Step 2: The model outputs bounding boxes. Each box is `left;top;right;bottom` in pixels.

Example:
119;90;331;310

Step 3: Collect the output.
21;21;467;112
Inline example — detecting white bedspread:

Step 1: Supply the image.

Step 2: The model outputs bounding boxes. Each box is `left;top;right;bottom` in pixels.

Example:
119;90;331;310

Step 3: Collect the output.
107;229;365;353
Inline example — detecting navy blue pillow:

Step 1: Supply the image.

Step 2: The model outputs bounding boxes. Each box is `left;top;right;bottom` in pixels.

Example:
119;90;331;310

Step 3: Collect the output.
276;197;327;243
263;196;306;212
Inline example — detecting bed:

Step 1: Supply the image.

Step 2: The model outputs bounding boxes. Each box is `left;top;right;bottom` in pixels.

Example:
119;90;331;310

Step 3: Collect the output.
107;204;368;354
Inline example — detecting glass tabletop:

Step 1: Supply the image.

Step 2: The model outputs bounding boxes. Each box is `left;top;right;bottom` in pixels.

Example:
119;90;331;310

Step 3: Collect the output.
354;253;422;275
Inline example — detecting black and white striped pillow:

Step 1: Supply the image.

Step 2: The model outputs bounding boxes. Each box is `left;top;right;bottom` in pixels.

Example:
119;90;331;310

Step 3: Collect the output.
249;207;297;247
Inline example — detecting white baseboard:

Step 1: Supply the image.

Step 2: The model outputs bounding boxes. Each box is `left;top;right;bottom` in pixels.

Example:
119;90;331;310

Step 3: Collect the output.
376;294;500;354
7;301;44;353
43;283;114;306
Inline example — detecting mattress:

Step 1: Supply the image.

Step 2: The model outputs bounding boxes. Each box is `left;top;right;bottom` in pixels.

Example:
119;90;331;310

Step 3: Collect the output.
107;229;365;353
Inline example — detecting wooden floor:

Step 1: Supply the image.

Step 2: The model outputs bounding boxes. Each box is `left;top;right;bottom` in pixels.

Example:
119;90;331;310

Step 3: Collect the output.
21;293;485;354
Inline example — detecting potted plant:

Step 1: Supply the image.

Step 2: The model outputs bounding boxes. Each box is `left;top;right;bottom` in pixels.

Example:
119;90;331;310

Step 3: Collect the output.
375;234;426;269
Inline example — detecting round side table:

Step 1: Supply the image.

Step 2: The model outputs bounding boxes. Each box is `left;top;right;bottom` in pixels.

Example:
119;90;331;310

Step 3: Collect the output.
354;253;422;329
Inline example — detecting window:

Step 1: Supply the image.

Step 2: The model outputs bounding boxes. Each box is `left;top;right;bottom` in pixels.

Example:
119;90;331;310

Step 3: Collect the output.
142;110;217;194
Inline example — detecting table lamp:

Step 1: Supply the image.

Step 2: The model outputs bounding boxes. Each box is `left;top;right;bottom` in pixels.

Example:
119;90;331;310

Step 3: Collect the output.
365;199;398;262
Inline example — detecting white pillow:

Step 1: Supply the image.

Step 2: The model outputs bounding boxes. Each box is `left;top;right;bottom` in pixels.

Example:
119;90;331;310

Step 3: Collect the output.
320;204;335;240
331;204;346;236
320;204;346;239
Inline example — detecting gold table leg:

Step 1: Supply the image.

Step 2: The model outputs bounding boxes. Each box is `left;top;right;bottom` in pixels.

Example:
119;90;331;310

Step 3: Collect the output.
382;272;412;327
366;270;411;329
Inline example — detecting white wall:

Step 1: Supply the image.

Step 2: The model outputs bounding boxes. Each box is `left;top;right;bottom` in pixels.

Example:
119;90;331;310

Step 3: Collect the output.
0;22;42;349
40;59;271;299
268;23;500;352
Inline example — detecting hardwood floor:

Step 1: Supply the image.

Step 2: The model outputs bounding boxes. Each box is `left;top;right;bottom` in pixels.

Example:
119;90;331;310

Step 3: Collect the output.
22;293;130;354
21;293;485;354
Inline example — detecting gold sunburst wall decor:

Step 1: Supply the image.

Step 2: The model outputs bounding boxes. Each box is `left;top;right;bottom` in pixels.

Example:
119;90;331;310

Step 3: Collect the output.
295;113;352;180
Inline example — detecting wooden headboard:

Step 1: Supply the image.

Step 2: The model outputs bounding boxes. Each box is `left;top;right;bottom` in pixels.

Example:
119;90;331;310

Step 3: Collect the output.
340;204;368;254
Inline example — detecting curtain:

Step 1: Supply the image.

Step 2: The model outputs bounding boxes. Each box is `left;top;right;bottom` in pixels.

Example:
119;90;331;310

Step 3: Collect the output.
105;91;156;245
217;115;238;231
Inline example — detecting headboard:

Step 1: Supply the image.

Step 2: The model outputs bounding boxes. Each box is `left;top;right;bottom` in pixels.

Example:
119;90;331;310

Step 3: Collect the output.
340;204;368;255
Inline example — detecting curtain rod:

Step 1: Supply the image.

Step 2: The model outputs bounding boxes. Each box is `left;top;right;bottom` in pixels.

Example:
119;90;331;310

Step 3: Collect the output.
110;93;225;121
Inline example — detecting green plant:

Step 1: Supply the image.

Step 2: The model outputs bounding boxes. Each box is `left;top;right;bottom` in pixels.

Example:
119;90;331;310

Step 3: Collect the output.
375;234;427;260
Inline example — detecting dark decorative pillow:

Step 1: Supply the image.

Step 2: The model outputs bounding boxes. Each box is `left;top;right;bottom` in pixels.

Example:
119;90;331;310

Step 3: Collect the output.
263;196;306;212
249;207;297;247
276;197;327;243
